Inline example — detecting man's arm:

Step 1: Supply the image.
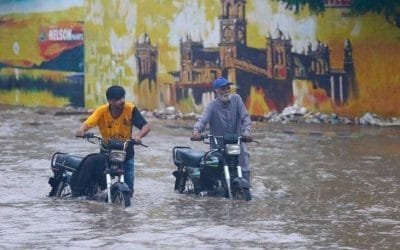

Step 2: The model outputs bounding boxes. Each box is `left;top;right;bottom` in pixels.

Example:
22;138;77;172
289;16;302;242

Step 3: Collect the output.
135;123;151;141
238;96;252;136
75;106;103;137
192;103;212;138
75;122;90;137
131;107;151;141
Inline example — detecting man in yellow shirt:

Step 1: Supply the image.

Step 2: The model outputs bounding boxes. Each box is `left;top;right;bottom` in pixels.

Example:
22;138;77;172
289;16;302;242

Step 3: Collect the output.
75;85;151;195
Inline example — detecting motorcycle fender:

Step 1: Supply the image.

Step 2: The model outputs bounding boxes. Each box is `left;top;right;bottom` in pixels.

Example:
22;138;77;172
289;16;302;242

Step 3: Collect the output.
232;177;250;189
173;169;183;190
111;182;131;193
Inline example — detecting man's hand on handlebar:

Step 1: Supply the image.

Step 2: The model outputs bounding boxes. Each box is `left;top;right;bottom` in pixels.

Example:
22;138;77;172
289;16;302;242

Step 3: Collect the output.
75;129;85;137
131;138;142;145
131;137;148;147
241;134;259;144
240;135;253;142
191;131;202;141
76;132;94;139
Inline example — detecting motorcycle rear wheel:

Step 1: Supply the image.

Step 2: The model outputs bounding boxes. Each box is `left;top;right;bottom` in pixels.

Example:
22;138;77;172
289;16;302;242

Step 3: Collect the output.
178;174;197;194
56;181;72;198
232;187;252;201
111;190;131;207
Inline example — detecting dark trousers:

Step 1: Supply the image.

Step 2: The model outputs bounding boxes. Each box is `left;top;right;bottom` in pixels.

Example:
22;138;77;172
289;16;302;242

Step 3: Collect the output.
70;153;107;197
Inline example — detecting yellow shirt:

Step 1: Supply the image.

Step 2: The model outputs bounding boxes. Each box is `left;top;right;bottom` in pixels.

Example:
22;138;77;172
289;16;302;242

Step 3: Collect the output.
85;103;135;140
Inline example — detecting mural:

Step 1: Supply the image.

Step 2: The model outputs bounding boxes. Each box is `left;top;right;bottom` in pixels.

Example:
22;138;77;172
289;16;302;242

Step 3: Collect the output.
86;0;400;118
1;0;399;119
0;0;84;107
84;0;161;110
167;0;356;117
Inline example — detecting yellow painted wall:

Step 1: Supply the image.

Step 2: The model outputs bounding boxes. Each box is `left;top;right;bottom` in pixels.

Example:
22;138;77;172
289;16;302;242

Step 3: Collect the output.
84;0;400;117
1;0;399;118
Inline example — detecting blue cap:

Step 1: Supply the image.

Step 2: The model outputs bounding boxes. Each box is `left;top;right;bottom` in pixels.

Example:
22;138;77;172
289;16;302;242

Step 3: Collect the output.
212;77;232;90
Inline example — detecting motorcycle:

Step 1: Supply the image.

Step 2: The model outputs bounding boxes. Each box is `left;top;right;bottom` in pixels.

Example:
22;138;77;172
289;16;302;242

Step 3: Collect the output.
48;133;147;207
172;133;254;201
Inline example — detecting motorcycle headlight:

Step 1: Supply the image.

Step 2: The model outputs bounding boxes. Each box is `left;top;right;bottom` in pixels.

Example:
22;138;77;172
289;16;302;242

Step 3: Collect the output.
225;144;240;155
109;150;126;162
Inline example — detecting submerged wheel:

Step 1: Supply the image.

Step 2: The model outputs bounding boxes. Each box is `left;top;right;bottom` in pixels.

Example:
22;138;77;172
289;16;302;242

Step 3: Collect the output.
184;176;195;194
232;187;252;201
56;181;72;198
178;173;198;194
176;172;185;193
111;190;131;207
215;180;226;198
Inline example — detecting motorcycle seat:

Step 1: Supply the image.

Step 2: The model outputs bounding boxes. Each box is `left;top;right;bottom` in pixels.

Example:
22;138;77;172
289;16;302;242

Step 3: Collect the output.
54;153;83;172
176;149;204;167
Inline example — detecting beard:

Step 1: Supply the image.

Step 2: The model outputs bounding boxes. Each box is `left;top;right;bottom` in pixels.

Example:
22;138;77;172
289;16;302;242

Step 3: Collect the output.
113;101;125;111
117;102;125;109
217;92;231;103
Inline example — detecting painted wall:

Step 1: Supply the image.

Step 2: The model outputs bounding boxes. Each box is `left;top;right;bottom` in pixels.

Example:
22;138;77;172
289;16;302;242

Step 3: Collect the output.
0;0;84;107
1;0;399;118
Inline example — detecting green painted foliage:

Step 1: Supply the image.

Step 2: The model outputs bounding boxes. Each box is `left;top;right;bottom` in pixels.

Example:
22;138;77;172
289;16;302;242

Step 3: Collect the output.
276;0;400;27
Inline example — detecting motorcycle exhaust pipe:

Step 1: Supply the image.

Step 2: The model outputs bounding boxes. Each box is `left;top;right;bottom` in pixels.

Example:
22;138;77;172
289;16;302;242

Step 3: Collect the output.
224;165;232;199
106;173;112;203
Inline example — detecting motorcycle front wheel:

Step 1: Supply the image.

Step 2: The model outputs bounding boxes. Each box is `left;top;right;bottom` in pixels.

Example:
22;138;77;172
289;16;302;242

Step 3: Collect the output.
232;187;252;201
111;189;131;207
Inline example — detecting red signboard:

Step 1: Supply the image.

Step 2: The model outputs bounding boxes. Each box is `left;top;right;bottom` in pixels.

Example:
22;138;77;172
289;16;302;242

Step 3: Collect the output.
39;22;84;60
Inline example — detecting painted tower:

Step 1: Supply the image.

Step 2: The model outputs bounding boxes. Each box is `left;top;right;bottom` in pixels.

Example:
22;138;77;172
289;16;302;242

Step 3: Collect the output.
219;0;247;81
344;39;357;98
135;33;159;108
135;33;158;91
266;29;293;80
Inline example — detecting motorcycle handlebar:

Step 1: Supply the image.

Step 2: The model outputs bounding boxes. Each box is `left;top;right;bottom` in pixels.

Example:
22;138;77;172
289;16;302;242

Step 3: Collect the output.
190;135;206;141
76;133;97;139
240;136;254;143
190;134;257;143
129;139;148;148
76;133;148;147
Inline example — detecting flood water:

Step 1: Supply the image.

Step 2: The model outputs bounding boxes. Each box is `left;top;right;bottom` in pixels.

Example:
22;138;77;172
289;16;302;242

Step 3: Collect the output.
0;106;399;249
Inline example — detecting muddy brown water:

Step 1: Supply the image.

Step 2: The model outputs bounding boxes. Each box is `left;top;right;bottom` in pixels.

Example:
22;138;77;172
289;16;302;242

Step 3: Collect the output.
0;107;399;249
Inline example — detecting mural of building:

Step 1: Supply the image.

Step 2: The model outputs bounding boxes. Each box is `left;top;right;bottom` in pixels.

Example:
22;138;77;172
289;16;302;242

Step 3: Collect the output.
2;0;398;118
164;0;356;114
134;33;159;109
135;34;158;91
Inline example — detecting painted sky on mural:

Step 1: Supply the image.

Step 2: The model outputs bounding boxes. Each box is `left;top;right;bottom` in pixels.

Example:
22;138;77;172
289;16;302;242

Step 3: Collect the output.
0;0;83;15
85;0;318;77
167;0;317;52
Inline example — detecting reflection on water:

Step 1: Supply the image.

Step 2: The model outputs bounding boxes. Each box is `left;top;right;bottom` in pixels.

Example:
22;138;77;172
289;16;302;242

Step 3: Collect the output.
0;107;399;249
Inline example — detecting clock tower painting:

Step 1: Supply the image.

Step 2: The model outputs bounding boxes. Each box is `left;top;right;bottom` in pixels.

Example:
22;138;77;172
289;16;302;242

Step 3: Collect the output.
166;0;358;115
219;0;247;79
